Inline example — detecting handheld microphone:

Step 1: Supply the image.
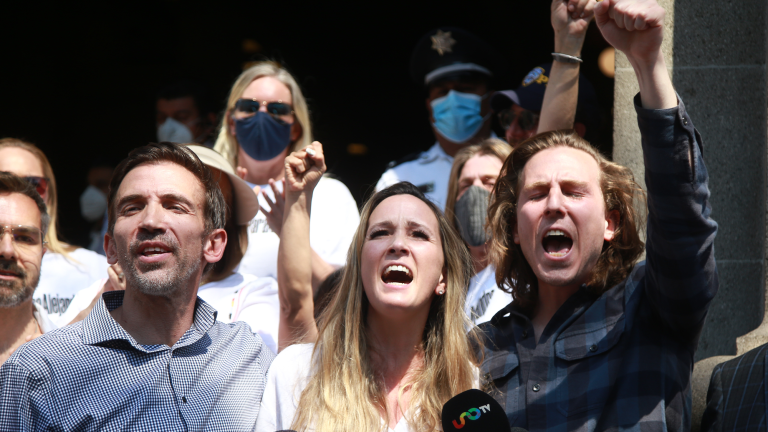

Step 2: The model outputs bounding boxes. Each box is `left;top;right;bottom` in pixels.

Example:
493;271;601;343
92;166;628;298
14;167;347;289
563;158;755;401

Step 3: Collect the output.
441;389;511;431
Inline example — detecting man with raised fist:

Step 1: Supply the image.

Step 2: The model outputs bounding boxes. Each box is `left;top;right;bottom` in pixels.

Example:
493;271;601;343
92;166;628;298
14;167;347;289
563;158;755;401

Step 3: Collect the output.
479;0;718;430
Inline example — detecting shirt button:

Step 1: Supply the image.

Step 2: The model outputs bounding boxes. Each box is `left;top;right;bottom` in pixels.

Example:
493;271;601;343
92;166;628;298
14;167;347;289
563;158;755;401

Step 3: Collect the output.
522;330;528;338
532;384;541;392
589;344;598;352
684;119;688;125
182;396;188;404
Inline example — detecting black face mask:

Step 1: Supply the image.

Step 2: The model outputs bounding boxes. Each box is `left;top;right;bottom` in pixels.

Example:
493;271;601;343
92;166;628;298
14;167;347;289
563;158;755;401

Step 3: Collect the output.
454;185;490;247
235;111;292;161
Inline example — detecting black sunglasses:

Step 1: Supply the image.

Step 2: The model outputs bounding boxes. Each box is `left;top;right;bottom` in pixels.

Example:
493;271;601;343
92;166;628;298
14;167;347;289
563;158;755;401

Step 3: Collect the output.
497;108;540;132
235;99;294;117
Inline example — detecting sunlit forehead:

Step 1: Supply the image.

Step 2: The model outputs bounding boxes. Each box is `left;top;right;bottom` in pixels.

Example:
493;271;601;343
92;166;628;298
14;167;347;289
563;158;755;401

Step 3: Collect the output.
521;147;601;192
116;162;205;210
367;195;440;237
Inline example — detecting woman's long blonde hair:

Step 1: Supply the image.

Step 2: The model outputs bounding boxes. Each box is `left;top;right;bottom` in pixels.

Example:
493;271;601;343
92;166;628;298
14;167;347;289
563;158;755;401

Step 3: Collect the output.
292;182;480;432
0;138;76;258
213;61;313;168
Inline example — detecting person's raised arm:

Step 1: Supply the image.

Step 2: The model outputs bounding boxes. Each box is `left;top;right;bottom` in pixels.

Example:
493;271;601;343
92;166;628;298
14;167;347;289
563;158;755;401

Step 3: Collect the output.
538;0;596;133
256;180;336;294
595;0;676;109
596;0;718;341
276;142;325;352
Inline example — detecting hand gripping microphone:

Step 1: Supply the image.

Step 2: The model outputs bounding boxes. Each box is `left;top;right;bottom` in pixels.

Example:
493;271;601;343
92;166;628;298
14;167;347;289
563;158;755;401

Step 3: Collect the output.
441;389;512;432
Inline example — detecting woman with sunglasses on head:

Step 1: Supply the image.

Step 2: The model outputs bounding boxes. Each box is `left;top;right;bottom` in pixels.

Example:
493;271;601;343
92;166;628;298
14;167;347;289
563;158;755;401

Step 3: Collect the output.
214;61;359;294
0;139;109;327
256;143;481;432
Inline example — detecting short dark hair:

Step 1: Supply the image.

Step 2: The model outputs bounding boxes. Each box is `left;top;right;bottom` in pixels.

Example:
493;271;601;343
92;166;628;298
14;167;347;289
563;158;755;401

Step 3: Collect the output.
0;171;50;237
156;80;213;116
107;141;226;242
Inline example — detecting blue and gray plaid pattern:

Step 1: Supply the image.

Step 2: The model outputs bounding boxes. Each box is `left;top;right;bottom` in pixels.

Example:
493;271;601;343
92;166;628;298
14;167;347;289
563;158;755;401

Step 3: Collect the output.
0;290;275;431
702;343;768;432
479;95;718;432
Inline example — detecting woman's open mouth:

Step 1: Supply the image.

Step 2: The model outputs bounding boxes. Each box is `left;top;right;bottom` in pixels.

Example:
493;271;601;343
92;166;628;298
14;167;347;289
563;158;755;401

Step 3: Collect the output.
381;265;413;286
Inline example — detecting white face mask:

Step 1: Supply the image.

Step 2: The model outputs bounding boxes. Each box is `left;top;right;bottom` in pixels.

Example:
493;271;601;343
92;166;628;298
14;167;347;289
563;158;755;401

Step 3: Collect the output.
80;185;107;222
157;117;194;143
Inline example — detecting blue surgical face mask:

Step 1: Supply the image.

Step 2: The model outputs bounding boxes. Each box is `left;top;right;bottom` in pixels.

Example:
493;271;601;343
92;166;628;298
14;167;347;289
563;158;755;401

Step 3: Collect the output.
430;90;490;144
235;111;292;161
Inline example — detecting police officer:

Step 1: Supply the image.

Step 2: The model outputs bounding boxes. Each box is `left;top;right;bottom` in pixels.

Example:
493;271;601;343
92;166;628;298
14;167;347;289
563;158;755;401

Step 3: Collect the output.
375;27;499;210
491;63;600;147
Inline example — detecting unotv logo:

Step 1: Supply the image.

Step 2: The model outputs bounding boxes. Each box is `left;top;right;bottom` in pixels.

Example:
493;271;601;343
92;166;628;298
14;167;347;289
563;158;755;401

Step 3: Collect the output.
452;404;492;429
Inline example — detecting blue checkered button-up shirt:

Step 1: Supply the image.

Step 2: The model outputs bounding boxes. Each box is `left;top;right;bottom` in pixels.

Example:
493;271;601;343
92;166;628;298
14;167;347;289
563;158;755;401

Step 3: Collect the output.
0;290;275;432
479;95;718;432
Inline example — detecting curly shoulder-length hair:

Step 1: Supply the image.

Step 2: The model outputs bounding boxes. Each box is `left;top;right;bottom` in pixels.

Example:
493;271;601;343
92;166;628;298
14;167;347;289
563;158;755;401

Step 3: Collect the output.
487;130;646;311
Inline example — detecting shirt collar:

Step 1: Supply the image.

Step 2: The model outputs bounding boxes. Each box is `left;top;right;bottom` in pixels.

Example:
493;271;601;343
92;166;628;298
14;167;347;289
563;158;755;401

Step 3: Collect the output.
81;290;219;352
424;142;453;163
428;131;500;163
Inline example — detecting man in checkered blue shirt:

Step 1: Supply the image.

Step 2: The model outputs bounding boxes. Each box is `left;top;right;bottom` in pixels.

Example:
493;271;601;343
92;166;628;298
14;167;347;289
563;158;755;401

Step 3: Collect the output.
479;0;718;431
0;143;275;431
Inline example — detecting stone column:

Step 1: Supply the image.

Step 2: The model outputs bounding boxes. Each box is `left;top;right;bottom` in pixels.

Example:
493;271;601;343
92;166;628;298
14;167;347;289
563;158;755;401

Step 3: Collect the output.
612;0;768;362
612;2;767;430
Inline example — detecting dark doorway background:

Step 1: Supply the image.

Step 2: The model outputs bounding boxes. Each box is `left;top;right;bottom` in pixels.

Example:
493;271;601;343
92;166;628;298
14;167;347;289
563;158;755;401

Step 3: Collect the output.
1;0;613;248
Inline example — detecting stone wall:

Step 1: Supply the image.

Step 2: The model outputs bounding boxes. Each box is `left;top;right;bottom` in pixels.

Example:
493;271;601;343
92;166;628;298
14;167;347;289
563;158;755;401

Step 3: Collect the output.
612;0;768;362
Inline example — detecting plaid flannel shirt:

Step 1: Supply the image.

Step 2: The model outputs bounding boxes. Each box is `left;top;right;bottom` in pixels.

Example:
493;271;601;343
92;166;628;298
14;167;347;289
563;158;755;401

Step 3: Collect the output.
479;95;718;432
0;290;275;432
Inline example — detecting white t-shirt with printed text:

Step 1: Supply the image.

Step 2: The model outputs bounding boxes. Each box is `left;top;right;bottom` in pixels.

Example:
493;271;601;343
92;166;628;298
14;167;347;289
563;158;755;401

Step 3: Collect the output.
238;177;359;279
35;248;109;326
197;272;280;354
464;265;514;325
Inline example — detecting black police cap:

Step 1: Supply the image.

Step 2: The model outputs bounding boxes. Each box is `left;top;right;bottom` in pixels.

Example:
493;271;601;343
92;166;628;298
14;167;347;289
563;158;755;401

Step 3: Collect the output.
410;27;499;86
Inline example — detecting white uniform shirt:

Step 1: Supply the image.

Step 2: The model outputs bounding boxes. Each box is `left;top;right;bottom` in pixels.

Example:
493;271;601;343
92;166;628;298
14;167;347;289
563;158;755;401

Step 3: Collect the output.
35;248;109;326
376;142;453;210
197;272;279;354
256;344;417;432
464;265;514;325
238;177;359;279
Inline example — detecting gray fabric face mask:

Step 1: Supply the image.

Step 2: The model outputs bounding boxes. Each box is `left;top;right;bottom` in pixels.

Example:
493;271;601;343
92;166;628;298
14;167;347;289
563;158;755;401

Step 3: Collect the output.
454;185;491;247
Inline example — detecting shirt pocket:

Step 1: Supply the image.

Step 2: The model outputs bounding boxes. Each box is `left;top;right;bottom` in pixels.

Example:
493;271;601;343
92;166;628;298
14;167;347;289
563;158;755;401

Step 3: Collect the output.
554;316;624;418
482;350;522;425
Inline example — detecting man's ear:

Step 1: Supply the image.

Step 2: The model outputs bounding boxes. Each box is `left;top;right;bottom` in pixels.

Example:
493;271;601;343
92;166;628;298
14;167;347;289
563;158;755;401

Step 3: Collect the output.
203;228;227;265
425;98;435;123
574;122;587;138
104;233;118;265
604;209;620;242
